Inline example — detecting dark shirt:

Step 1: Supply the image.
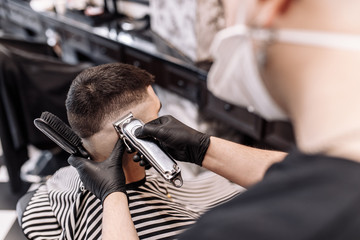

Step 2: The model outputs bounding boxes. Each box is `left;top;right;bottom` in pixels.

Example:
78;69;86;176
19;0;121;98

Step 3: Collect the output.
179;149;360;240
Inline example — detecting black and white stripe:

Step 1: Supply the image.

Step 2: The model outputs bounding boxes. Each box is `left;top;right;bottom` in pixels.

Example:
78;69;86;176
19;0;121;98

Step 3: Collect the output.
22;184;62;239
21;167;244;239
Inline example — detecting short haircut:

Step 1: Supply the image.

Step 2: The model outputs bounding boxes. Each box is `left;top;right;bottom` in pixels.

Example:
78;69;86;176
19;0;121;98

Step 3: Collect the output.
66;63;155;138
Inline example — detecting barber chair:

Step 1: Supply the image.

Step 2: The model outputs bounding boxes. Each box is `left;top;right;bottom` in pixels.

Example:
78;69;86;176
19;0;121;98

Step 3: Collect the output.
0;35;92;193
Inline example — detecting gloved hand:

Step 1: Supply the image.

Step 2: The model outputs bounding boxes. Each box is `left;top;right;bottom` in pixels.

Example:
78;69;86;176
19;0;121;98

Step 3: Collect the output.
68;139;126;203
133;152;152;170
135;115;210;166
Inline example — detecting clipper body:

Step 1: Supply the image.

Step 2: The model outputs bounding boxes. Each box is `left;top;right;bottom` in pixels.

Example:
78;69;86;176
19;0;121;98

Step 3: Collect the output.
113;113;183;188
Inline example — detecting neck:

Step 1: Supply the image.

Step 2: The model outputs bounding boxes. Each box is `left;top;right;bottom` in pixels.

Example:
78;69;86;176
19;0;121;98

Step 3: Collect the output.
123;153;146;184
291;52;360;162
295;115;360;162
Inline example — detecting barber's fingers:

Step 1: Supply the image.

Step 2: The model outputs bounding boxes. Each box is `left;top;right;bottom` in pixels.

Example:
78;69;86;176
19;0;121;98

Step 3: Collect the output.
133;152;152;169
107;139;125;164
135;115;171;139
133;153;141;162
138;158;147;167
68;139;124;170
68;155;92;171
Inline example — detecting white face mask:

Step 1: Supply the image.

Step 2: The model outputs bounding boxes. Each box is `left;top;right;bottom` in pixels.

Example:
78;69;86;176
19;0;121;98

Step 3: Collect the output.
207;25;360;121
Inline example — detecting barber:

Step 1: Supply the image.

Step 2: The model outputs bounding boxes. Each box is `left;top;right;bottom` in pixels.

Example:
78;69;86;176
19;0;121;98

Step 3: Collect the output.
69;0;360;239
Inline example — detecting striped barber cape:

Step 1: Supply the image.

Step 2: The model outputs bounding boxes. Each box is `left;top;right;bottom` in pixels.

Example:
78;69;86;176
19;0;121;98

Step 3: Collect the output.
21;166;244;239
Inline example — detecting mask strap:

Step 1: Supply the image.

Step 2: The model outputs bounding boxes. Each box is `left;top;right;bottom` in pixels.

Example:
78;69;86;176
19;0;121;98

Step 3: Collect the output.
252;28;360;52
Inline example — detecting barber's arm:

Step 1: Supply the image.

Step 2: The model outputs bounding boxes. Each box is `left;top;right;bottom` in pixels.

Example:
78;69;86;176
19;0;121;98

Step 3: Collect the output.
68;140;139;240
103;192;138;239
135;115;286;188
202;136;285;187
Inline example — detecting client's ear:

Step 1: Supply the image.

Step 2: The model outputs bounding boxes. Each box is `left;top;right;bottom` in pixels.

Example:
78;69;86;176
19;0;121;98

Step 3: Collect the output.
253;0;292;27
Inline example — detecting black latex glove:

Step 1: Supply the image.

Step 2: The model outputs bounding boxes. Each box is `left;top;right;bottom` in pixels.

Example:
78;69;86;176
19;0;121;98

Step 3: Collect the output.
133;152;152;170
135;115;210;166
68;139;126;203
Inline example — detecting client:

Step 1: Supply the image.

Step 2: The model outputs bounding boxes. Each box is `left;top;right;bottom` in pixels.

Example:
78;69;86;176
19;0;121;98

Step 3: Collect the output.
19;63;243;239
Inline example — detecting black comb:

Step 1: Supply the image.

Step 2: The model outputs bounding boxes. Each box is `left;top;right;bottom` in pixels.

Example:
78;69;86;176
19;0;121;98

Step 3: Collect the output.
34;111;89;158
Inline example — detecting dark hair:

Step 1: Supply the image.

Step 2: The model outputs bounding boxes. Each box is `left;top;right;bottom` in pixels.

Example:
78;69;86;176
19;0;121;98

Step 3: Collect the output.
66;63;155;138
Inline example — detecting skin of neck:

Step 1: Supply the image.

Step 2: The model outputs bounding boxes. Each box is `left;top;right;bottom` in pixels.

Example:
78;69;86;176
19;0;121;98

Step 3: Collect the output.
290;49;360;160
256;0;360;161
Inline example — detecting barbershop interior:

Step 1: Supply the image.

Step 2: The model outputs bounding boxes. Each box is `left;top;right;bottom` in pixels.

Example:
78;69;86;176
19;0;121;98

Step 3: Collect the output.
1;0;360;239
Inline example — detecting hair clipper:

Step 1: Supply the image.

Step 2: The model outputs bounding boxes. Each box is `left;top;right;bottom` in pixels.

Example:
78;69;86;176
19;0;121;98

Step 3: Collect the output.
113;113;183;188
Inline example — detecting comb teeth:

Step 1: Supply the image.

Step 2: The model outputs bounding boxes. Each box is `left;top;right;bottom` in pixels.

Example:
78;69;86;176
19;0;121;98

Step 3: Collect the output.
40;112;82;147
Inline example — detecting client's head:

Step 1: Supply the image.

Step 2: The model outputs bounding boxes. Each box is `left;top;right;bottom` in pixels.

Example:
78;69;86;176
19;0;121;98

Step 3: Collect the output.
66;63;159;165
